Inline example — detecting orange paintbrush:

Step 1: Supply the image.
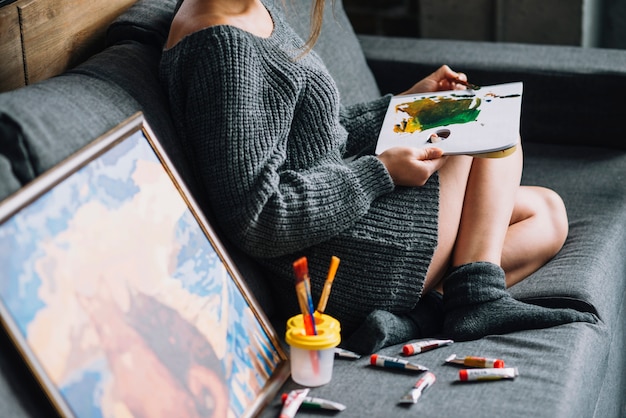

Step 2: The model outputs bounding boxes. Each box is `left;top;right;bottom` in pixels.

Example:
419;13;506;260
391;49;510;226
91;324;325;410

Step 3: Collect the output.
316;256;340;314
293;257;317;336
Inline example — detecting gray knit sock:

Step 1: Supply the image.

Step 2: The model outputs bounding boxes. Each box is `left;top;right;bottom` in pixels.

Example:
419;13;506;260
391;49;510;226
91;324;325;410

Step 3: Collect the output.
442;262;597;341
341;291;445;354
341;310;417;355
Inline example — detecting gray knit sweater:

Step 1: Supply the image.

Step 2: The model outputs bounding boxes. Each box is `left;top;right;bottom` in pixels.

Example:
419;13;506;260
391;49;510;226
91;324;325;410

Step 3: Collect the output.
160;3;439;335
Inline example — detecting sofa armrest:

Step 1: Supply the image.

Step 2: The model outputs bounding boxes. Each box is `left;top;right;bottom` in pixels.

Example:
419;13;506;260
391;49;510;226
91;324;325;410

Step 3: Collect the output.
358;36;626;150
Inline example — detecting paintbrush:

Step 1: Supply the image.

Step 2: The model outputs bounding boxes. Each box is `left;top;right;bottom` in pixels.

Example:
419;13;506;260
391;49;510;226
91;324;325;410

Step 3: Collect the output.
454;77;481;90
292;257;320;376
316;256;340;314
292;257;317;336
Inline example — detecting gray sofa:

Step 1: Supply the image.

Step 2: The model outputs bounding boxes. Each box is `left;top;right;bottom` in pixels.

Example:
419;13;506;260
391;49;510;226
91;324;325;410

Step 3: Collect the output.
0;0;625;417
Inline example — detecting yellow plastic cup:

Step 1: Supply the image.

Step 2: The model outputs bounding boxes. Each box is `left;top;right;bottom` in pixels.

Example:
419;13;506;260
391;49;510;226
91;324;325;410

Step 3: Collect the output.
285;314;341;386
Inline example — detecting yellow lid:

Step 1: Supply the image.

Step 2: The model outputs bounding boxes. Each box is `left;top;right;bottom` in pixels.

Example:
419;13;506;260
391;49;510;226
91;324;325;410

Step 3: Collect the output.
286;313;341;332
285;327;341;350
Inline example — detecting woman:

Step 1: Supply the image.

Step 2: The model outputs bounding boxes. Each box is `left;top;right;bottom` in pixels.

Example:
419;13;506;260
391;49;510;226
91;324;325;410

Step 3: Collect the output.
160;0;595;353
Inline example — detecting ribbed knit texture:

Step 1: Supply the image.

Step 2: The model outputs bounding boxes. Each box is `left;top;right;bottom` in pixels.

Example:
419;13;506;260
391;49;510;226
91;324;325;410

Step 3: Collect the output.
442;262;598;341
159;2;439;335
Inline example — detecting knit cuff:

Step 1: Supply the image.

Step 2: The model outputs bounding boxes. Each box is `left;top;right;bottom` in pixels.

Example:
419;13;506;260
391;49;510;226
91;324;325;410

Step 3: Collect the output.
348;155;394;203
340;94;393;157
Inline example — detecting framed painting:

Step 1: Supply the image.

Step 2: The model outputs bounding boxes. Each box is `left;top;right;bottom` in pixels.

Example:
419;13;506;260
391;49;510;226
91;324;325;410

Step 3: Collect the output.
0;113;289;417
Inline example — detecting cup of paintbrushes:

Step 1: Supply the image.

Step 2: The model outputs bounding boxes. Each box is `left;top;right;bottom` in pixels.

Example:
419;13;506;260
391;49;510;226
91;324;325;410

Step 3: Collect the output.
285;314;341;386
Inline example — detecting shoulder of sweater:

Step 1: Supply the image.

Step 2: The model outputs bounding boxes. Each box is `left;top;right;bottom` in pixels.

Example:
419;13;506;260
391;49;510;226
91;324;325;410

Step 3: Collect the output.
161;25;273;88
164;24;264;62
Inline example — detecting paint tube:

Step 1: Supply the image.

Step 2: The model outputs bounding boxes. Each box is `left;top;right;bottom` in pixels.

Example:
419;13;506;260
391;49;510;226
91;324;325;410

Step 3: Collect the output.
445;354;505;368
370;354;429;372
281;393;346;411
279;388;310;418
399;372;436;404
402;339;454;355
458;367;519;381
334;347;361;359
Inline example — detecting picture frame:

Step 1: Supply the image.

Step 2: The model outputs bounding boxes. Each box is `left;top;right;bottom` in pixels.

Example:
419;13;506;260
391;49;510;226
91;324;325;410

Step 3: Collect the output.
0;112;289;417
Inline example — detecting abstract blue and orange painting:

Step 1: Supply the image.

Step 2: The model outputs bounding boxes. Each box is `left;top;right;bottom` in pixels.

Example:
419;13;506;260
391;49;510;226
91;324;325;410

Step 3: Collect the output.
0;126;286;418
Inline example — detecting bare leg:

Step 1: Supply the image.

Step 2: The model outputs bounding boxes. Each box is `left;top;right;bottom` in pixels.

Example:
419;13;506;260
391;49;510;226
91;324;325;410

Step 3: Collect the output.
345;145;583;351
423;144;522;291
432;145;595;341
423;155;471;291
452;145;522;266
425;146;569;291
501;186;568;286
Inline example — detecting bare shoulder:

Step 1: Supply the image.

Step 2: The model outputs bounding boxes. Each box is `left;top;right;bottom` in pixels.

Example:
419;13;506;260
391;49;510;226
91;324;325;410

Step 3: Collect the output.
164;0;273;49
165;3;222;49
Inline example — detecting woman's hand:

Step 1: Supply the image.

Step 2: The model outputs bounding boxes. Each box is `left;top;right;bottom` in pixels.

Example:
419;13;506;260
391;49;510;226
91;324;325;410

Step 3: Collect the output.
377;147;447;187
377;64;462;186
400;65;468;95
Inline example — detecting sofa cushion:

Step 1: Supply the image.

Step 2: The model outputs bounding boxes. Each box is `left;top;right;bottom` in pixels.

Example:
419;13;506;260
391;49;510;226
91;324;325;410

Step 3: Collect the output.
0;74;137;183
70;42;184;180
511;142;626;327
0;116;31;200
106;0;179;48
0;40;184;192
0;154;21;202
0;43;161;179
264;322;609;418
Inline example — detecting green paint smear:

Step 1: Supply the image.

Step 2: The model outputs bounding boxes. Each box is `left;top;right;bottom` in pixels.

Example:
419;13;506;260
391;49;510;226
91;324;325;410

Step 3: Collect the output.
394;96;481;133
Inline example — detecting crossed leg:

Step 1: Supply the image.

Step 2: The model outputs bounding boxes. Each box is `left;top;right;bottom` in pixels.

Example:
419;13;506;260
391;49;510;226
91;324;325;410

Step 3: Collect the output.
423;142;594;342
424;143;569;292
342;142;588;352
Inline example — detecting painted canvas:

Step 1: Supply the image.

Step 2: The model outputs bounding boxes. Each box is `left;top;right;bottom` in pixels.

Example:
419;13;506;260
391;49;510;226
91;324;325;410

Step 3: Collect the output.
375;82;523;156
0;113;289;418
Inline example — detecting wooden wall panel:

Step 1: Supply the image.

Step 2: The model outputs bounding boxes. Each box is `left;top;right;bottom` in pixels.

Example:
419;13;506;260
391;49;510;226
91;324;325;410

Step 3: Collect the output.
0;4;25;93
18;0;136;84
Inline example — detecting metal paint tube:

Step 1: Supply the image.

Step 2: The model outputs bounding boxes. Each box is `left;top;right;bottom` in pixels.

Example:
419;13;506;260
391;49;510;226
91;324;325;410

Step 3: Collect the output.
334;347;361;359
279;388;310;418
458;367;519;381
402;339;454;355
370;354;429;372
445;354;505;368
281;393;346;411
399;371;436;404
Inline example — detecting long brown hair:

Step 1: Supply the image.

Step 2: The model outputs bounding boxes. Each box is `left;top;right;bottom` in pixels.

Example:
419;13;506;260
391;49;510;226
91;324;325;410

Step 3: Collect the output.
301;0;332;55
305;0;324;50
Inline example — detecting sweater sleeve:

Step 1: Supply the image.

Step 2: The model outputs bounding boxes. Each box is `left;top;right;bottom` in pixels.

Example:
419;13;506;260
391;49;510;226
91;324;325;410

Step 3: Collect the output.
339;94;392;158
174;30;395;258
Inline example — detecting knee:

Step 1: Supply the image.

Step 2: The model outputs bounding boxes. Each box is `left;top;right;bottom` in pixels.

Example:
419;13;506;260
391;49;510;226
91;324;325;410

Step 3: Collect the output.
537;187;569;253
